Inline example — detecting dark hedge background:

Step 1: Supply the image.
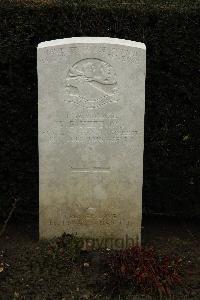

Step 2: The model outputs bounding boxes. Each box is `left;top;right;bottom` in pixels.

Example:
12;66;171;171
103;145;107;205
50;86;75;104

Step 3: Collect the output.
0;1;200;221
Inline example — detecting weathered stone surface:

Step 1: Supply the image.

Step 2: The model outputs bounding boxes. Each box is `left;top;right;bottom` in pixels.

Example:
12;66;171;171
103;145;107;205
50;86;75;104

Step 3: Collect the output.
38;37;146;247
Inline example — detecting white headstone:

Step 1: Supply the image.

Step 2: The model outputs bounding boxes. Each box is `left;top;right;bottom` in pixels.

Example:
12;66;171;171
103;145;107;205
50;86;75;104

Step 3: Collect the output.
38;37;146;248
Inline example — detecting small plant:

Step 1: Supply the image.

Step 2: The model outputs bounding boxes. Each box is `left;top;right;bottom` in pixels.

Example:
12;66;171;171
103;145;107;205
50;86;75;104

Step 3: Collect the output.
0;198;19;237
106;246;185;298
0;251;9;279
47;233;82;262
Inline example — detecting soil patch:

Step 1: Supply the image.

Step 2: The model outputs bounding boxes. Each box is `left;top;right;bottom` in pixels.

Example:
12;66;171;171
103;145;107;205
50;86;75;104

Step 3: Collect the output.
0;217;199;299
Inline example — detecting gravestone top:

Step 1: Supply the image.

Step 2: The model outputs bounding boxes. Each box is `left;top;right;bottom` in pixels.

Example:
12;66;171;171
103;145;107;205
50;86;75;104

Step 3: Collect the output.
38;37;146;249
38;37;146;50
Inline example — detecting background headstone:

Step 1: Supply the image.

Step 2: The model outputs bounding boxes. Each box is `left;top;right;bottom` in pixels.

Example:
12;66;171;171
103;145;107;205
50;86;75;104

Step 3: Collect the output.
38;37;146;247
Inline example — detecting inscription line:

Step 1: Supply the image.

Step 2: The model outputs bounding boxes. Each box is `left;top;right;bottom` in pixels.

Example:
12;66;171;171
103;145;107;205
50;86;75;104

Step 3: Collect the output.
71;167;111;173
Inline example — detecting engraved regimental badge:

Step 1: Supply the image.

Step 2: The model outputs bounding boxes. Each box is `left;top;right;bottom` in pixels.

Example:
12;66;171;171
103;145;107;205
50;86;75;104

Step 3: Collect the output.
65;58;119;109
